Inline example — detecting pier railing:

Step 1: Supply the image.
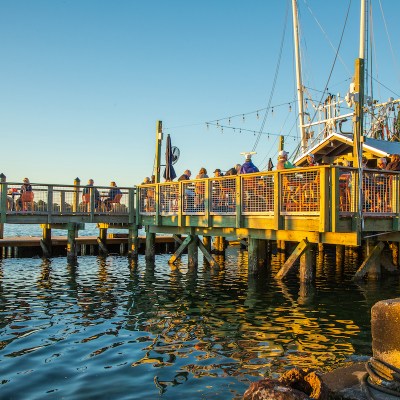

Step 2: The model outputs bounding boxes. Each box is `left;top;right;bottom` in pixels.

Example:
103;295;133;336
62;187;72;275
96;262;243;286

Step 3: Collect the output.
138;165;400;236
0;182;135;224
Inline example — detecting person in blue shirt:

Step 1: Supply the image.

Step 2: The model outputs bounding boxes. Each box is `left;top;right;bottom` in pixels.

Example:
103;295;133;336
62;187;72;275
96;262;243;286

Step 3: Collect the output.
104;181;122;211
82;179;101;209
240;154;259;174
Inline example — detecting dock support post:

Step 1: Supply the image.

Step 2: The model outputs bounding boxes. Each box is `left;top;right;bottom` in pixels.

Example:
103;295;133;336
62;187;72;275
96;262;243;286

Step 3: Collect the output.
336;244;345;274
300;245;314;283
203;236;211;266
67;223;78;263
248;237;259;275
98;227;108;256
188;235;198;268
40;224;52;258
169;235;192;265
198;237;220;269
214;236;225;256
390;242;399;267
277;240;286;262
73;177;80;213
0;173;6;239
275;239;309;280
353;241;384;281
145;230;156;262
367;240;381;280
128;226;139;261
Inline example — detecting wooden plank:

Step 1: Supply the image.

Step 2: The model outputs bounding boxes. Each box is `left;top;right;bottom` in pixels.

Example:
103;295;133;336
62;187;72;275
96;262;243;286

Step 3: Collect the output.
275;239;309;280
168;235;192;264
353;241;385;281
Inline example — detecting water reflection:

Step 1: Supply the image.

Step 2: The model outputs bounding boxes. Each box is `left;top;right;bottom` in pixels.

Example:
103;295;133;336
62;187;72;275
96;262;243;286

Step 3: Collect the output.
0;249;399;399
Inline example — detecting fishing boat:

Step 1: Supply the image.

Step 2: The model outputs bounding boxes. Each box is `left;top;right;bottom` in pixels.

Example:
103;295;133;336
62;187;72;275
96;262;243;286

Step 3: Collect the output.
290;0;400;167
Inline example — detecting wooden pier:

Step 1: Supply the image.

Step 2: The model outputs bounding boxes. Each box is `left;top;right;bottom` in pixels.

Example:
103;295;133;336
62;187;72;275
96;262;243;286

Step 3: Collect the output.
1;166;400;282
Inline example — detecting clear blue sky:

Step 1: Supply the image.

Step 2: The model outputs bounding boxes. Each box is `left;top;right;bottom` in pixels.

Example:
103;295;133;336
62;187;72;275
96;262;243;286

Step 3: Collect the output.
1;0;399;187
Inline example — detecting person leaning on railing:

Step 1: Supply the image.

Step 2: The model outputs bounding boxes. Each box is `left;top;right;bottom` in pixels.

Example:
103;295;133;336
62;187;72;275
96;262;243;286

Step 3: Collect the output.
82;179;101;210
104;181;122;211
16;177;33;211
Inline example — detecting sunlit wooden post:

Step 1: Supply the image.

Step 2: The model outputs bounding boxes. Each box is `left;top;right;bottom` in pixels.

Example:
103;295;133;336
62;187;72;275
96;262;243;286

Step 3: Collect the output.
40;224;52;258
248;237;259;275
67;222;78;262
300;245;313;283
73;177;80;213
145;229;155;262
128;226;139;261
188;234;198;268
98;226;108;256
203;235;211;266
0;173;6;239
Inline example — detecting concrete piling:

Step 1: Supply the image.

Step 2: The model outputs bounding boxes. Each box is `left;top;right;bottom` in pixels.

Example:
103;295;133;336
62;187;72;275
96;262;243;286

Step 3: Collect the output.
371;298;400;369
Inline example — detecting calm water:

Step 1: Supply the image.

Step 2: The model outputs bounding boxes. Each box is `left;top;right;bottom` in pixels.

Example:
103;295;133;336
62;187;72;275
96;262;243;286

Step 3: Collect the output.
0;244;399;399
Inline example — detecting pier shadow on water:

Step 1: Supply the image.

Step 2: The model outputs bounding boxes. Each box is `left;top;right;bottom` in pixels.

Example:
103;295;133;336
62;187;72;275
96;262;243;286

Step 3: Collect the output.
0;245;399;399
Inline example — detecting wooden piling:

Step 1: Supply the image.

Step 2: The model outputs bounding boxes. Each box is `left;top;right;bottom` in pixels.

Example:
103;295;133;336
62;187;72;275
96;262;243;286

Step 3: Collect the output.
336;244;345;275
40;224;52;258
277;240;286;262
73;177;80;213
300;245;314;283
0;173;6;239
128;226;139;260
145;231;156;262
203;236;211;266
67;223;78;262
248;237;259;275
98;227;108;256
188;235;198;267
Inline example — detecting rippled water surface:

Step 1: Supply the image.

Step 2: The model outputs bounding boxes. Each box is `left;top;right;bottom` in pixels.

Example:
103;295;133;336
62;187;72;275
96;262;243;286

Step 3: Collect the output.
0;246;399;399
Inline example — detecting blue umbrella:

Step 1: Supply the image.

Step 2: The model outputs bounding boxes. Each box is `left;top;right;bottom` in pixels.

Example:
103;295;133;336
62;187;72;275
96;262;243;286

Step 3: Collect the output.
163;134;177;181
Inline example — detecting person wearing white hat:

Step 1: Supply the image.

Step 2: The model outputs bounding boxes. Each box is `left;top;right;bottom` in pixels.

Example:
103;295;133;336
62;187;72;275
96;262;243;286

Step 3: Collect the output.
277;150;295;170
239;153;259;174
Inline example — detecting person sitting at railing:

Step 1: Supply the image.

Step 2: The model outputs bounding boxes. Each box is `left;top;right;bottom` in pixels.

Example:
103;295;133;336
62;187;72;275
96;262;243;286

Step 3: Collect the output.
240;154;259;174
16;178;33;211
277;150;295;170
386;154;400;171
7;188;18;211
373;158;389;212
194;168;208;210
212;168;224;210
239;154;259;211
82;179;101;210
178;170;195;211
104;181;122;211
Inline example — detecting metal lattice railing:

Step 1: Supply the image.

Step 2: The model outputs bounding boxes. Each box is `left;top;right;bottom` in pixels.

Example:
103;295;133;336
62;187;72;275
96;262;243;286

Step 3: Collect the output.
160;183;180;215
4;183;131;215
211;176;236;214
280;169;320;214
139;185;156;215
241;174;274;214
338;168;353;213
182;181;203;214
362;169;396;214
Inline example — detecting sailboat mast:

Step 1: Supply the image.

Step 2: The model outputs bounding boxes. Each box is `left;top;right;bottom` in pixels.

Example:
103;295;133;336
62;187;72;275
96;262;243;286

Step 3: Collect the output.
353;0;366;170
292;0;307;154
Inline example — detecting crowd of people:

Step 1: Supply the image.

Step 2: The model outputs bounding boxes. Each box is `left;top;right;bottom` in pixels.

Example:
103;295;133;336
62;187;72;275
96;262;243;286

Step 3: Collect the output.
138;151;400;214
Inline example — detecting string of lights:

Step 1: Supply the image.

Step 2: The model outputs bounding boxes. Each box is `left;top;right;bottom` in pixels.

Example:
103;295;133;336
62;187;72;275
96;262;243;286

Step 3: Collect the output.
206;121;298;139
205;100;296;127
